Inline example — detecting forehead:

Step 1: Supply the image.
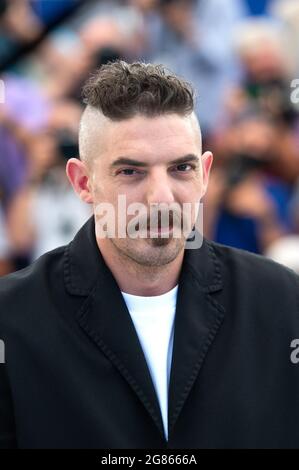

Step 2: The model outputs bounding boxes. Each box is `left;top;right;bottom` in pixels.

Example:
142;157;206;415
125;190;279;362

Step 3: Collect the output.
100;113;201;163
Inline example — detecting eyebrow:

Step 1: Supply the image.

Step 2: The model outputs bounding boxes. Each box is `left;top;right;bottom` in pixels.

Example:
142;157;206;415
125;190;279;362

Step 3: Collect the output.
110;154;199;169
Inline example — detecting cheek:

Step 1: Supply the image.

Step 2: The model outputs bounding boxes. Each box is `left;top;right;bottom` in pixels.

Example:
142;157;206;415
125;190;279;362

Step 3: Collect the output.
177;178;202;201
91;173;113;202
178;183;203;220
114;186;146;211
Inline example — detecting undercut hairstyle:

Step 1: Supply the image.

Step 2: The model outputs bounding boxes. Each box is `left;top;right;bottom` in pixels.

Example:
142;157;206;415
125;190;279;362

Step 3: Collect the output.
82;60;195;120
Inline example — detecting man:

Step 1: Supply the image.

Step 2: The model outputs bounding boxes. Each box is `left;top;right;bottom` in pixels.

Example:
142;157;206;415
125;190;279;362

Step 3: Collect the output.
0;61;299;449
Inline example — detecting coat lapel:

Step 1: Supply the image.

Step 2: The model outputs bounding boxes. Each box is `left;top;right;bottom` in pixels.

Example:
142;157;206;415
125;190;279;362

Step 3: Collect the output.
167;239;225;438
64;216;226;441
64;216;165;438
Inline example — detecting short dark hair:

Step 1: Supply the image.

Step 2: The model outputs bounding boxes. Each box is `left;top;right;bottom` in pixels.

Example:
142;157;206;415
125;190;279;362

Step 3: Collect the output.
82;60;194;120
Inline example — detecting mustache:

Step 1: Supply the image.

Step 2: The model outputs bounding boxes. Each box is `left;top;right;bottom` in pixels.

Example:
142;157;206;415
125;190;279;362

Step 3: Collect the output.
132;209;186;231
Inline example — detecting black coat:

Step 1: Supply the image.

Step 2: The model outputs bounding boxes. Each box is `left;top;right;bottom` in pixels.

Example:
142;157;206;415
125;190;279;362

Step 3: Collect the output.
0;216;299;449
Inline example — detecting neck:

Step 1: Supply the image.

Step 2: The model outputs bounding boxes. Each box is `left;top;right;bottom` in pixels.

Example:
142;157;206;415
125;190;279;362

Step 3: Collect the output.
96;237;185;297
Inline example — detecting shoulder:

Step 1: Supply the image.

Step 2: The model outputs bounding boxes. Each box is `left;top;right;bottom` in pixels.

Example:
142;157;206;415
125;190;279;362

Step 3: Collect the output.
0;245;66;327
208;239;299;292
205;240;299;334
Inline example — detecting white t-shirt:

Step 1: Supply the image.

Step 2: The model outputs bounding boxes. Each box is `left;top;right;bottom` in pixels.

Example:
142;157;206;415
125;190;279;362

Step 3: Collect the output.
121;284;178;441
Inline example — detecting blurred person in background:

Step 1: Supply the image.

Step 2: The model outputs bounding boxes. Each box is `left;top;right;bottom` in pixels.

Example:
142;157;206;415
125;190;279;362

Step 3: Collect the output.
204;110;296;253
26;15;127;102
6;127;91;262
227;18;298;129
0;0;86;69
31;31;93;101
0;0;42;66
0;73;50;208
143;0;246;137
203;16;299;253
265;178;299;274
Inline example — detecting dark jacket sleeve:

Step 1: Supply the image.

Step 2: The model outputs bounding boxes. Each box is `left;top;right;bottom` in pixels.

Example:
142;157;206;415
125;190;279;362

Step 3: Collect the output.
0;363;17;448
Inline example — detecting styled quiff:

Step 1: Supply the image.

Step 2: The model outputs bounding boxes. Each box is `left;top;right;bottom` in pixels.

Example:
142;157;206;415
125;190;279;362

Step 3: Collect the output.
82;60;195;120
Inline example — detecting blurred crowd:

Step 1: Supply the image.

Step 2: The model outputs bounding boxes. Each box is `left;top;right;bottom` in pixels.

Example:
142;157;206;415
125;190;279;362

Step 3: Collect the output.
0;0;299;276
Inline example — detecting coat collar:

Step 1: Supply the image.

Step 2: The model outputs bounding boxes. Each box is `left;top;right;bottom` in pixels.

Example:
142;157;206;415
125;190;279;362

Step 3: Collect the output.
64;215;223;296
64;215;225;441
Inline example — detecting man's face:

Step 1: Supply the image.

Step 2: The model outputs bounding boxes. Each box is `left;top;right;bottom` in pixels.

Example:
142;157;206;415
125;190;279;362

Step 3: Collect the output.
80;113;212;267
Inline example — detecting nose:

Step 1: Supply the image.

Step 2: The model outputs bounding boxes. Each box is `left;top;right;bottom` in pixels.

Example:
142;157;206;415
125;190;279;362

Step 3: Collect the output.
145;169;176;206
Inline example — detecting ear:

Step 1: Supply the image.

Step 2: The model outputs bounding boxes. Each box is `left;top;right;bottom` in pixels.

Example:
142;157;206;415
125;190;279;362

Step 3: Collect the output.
200;151;213;198
66;158;93;204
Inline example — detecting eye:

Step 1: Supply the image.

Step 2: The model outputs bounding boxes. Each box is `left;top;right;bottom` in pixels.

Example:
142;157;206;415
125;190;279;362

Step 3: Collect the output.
173;163;195;172
118;168;143;176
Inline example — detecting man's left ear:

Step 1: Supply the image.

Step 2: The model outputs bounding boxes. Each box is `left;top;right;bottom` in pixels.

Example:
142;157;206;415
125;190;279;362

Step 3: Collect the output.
201;151;213;197
66;158;93;204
